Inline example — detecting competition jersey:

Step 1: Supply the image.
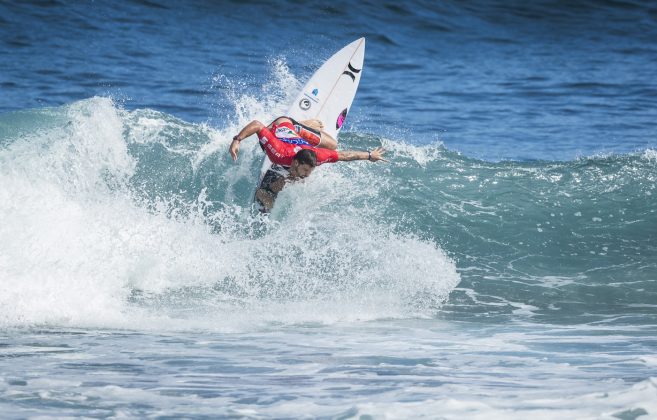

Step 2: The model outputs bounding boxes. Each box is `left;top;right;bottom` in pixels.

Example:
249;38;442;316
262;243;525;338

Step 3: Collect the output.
257;122;338;168
270;119;322;147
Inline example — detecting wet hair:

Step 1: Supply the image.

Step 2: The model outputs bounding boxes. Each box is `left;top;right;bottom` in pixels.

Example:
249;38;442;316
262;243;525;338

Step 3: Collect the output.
293;149;317;167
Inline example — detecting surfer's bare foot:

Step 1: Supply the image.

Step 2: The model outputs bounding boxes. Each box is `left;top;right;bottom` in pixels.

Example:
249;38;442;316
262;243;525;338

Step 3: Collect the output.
301;119;324;130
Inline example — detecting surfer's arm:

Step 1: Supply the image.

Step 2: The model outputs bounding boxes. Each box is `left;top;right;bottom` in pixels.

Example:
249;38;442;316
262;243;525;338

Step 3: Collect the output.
230;120;265;161
337;147;387;162
296;119;337;150
317;130;337;150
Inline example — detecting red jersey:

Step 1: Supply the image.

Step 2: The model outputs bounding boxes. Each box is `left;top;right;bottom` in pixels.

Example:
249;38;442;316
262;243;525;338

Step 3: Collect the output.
257;124;338;167
270;120;322;147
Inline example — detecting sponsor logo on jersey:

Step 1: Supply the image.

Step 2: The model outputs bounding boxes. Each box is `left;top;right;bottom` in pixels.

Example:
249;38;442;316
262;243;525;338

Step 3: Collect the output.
275;127;297;138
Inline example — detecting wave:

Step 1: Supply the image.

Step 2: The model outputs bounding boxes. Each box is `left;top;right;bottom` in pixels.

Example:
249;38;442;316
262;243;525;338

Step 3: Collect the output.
1;91;655;329
0;97;459;330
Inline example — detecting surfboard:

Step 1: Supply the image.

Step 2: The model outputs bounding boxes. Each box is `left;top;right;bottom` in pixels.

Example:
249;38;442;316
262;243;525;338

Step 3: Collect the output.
255;38;365;209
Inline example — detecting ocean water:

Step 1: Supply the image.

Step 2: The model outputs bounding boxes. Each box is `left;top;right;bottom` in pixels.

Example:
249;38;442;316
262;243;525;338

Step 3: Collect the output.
1;1;656;418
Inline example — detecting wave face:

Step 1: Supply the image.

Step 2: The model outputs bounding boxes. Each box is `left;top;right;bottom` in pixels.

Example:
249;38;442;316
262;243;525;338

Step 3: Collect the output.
392;144;657;323
0;96;460;330
1;95;655;329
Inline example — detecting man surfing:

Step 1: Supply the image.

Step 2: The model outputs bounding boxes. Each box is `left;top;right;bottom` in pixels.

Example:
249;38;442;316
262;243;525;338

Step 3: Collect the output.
230;117;386;211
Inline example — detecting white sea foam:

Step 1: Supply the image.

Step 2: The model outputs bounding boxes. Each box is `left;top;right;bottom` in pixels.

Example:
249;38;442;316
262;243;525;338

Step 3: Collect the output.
3;320;652;419
642;148;657;162
0;94;460;331
344;377;657;419
381;138;446;167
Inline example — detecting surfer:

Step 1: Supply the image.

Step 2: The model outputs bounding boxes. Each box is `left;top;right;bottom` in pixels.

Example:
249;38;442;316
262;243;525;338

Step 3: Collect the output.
230;117;387;210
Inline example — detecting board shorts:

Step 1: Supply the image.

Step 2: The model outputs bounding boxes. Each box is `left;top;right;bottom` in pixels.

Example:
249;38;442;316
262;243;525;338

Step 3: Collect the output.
258;164;288;201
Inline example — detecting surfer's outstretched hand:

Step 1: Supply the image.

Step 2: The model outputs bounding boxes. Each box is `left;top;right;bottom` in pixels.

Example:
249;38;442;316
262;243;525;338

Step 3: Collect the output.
369;147;388;162
229;138;240;161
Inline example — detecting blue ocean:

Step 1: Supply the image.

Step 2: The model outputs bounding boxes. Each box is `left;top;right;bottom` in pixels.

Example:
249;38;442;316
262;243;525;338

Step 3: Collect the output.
1;1;656;418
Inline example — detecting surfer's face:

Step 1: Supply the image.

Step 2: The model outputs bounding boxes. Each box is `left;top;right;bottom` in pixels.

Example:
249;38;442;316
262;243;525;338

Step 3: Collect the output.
289;162;314;180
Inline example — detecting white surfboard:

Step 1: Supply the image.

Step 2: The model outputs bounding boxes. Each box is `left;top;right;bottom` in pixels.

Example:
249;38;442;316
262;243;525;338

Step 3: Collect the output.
257;37;366;184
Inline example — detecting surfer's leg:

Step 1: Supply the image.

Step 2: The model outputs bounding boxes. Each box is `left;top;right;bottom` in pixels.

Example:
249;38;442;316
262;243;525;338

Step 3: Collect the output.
300;119;338;149
291;118;337;150
318;130;337;150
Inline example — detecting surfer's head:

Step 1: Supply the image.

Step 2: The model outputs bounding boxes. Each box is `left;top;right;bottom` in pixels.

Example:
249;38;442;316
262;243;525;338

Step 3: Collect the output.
290;149;317;179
